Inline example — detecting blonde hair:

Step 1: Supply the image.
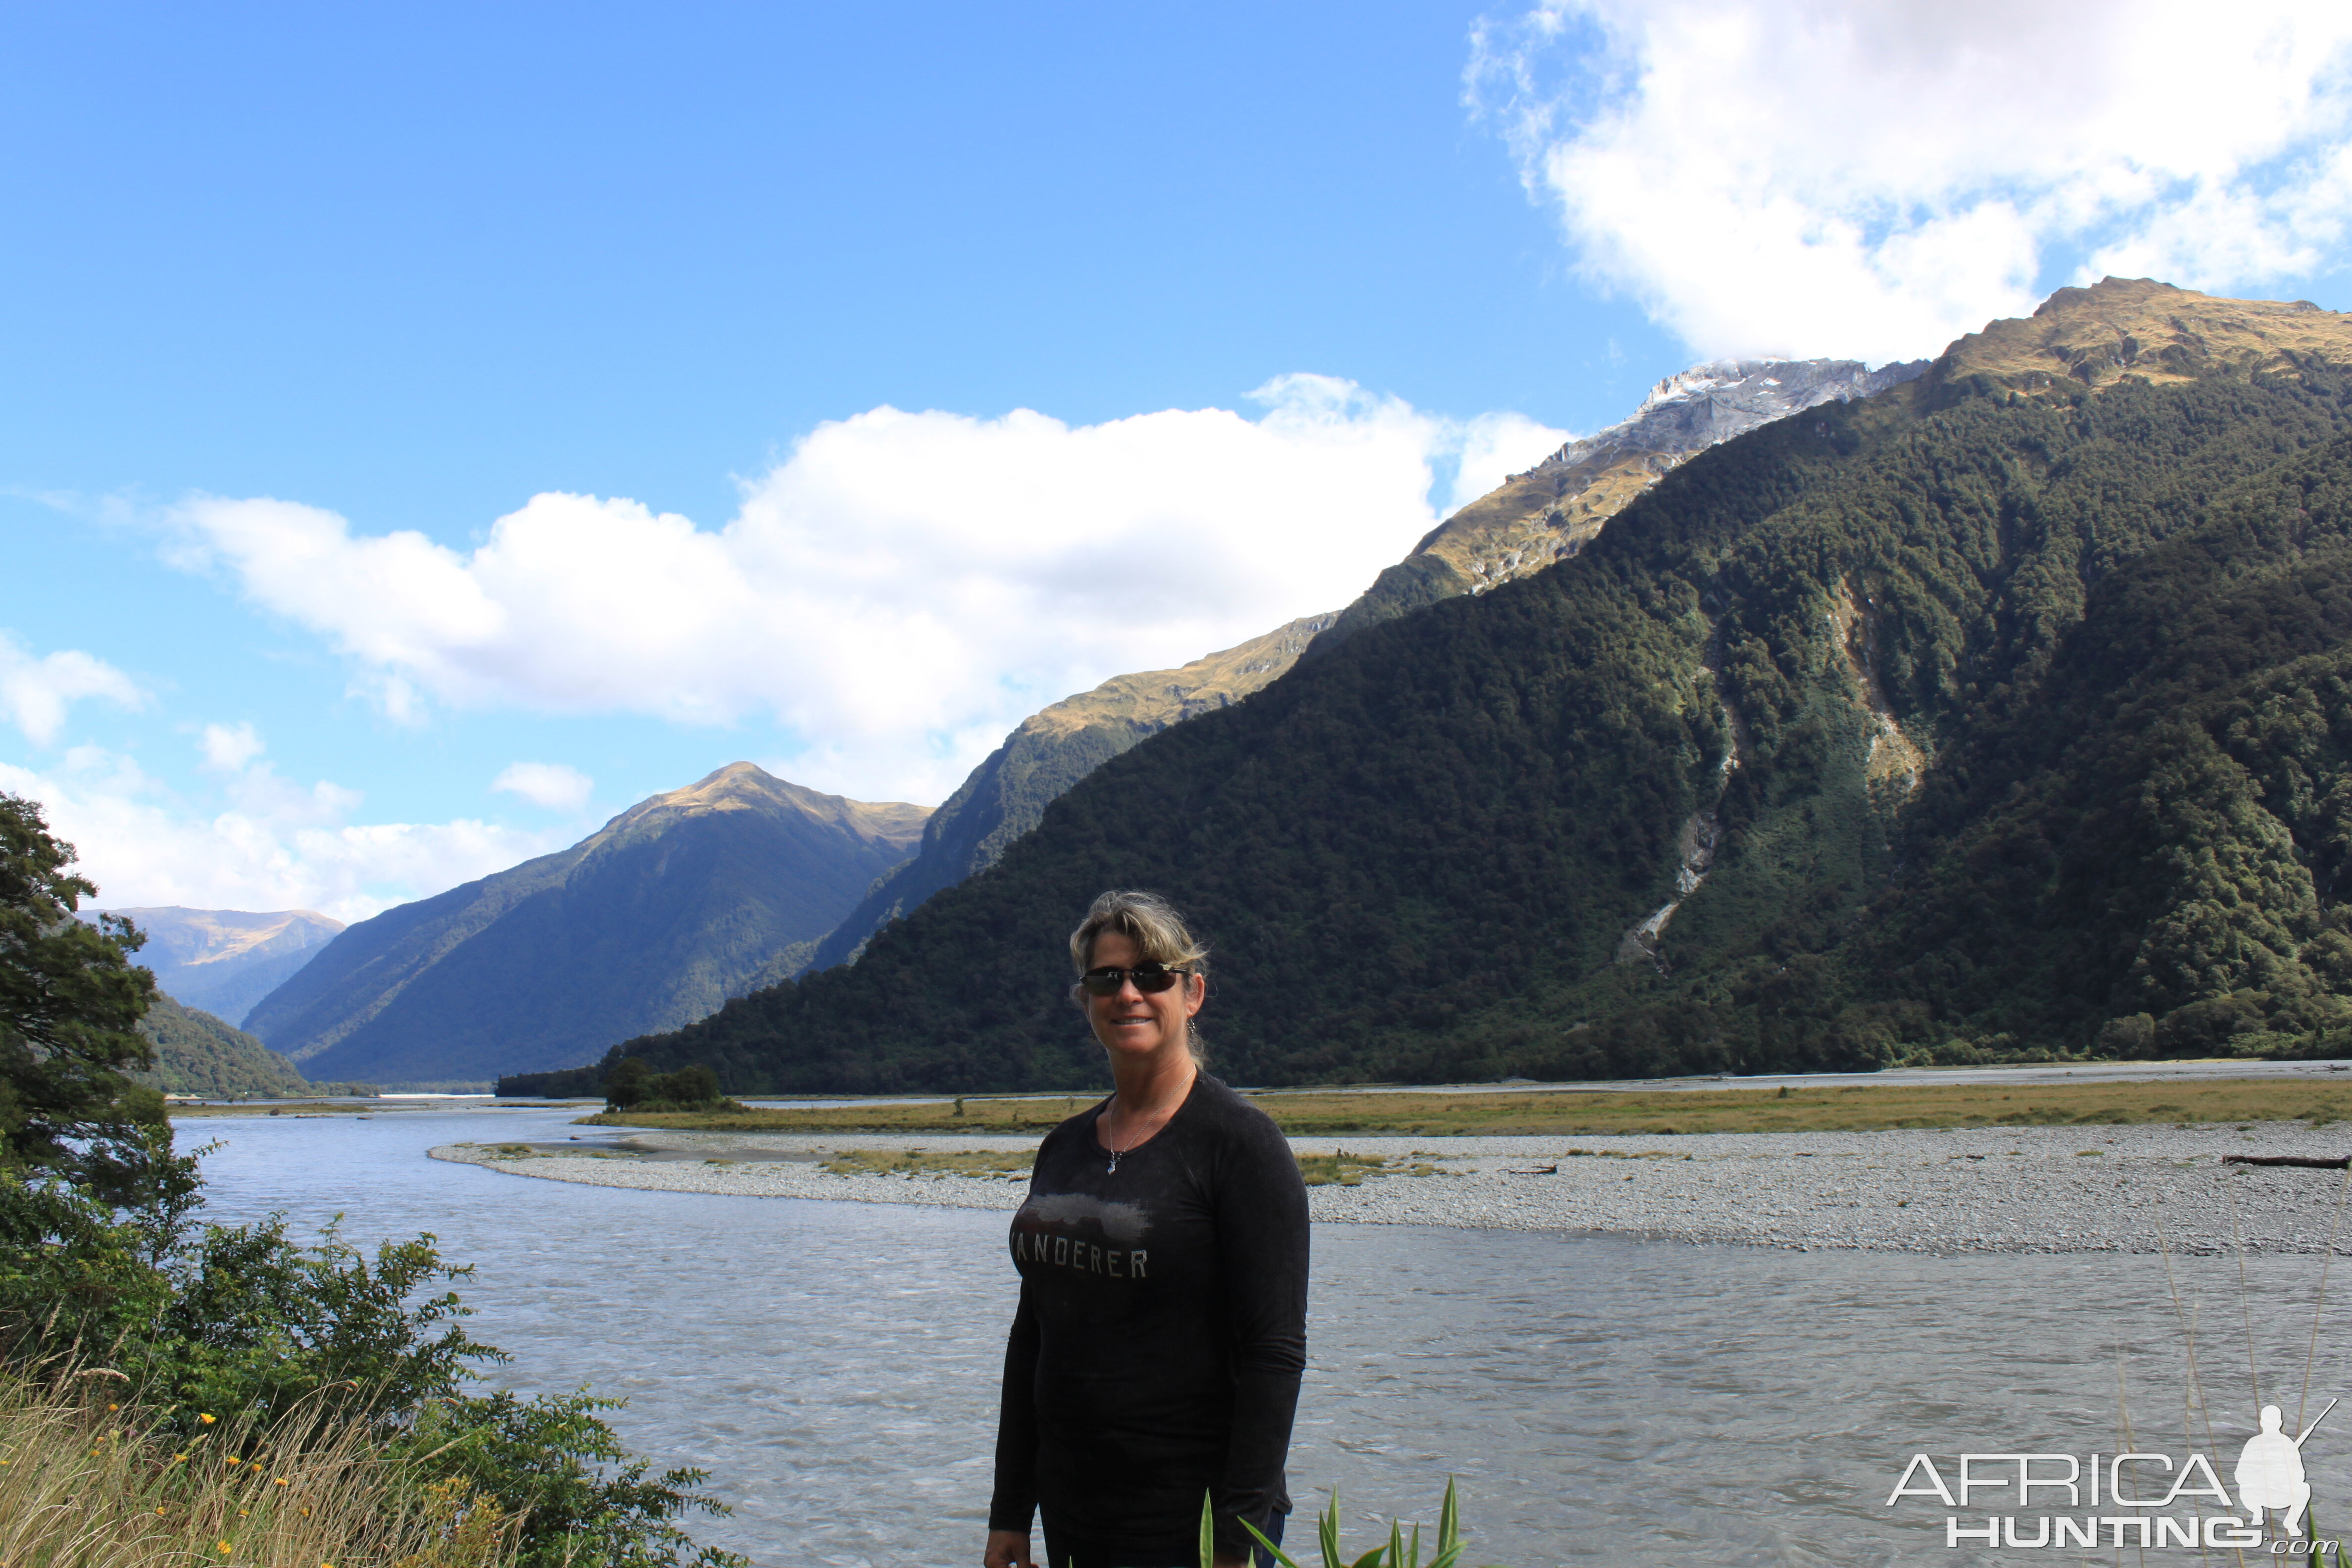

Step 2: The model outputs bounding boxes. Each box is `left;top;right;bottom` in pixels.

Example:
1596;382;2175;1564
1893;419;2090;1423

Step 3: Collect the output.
1068;890;1210;1062
1068;888;1210;975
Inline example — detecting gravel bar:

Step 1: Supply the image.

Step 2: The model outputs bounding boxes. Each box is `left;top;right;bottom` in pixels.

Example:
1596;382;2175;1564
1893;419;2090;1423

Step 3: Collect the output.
429;1122;2352;1254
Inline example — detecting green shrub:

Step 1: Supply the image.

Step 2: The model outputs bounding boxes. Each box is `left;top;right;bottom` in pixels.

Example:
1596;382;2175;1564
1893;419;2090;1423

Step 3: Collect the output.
0;1167;743;1567
604;1060;737;1115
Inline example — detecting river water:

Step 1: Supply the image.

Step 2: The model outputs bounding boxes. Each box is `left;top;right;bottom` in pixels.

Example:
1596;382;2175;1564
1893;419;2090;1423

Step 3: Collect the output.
184;1107;2352;1566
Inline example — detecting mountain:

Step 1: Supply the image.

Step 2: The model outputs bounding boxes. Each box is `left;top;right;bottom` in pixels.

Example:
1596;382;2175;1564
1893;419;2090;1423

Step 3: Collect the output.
507;280;2352;1095
132;994;310;1098
800;613;1338;973
98;907;344;1026
799;360;1925;975
1311;356;1929;650
245;763;928;1085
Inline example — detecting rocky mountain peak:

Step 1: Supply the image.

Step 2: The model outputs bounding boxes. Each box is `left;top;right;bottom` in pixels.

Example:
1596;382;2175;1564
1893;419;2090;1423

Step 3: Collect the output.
596;761;930;853
1536;357;1930;476
1935;276;2352;397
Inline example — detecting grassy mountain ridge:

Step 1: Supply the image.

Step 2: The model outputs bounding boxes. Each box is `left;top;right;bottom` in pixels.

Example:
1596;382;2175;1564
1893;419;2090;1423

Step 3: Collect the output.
799;612;1337;973
247;763;928;1084
1310;357;1930;650
1930;277;2352;397
503;281;2352;1098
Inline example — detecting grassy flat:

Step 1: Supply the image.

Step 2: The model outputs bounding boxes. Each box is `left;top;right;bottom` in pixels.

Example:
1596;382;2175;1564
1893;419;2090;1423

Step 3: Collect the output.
576;1074;2352;1138
168;1099;601;1117
168;1100;404;1117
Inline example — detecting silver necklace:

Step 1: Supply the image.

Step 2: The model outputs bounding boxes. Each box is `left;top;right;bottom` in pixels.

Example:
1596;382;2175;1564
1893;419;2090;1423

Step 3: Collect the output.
1104;1098;1135;1174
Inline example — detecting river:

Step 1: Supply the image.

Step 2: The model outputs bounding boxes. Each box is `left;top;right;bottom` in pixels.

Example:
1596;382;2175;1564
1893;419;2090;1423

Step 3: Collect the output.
185;1105;2352;1566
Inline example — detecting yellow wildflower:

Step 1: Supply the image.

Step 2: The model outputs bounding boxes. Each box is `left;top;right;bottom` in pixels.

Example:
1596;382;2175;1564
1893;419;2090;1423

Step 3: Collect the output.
198;1413;218;1424
217;1544;233;1555
275;1476;290;1486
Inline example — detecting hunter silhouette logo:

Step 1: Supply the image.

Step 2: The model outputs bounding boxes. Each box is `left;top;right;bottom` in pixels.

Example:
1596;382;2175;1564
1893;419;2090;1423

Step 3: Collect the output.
2235;1399;2334;1540
1885;1399;2341;1551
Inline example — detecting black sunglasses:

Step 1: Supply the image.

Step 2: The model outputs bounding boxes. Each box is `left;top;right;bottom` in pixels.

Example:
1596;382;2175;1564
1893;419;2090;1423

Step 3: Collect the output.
1078;962;1191;996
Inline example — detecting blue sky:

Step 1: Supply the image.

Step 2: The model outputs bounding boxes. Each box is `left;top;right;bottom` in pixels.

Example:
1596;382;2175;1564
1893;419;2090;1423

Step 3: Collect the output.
9;0;2352;921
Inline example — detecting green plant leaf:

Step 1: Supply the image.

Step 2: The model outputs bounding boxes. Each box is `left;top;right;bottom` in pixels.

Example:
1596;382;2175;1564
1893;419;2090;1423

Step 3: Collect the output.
1242;1517;1305;1568
1430;1478;1462;1568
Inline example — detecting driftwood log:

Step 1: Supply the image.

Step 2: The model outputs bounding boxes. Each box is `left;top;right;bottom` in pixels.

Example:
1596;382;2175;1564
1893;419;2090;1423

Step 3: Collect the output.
2223;1154;2352;1170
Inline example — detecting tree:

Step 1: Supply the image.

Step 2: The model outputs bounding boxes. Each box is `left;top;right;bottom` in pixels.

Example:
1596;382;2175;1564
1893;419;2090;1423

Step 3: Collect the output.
655;1064;720;1106
0;792;173;1205
604;1056;651;1110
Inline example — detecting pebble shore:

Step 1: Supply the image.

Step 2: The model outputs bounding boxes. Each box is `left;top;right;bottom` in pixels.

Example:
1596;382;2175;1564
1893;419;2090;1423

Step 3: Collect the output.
431;1120;2352;1254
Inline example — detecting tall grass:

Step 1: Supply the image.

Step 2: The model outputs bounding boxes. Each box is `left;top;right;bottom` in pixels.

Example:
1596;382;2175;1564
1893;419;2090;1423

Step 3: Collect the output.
0;1364;517;1568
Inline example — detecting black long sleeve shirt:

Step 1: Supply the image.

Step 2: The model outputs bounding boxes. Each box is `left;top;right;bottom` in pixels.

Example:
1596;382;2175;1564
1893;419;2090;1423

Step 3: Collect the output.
988;1073;1309;1562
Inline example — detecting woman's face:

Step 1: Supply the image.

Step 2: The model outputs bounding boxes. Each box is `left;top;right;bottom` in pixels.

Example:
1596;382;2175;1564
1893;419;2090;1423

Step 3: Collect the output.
1084;929;1203;1064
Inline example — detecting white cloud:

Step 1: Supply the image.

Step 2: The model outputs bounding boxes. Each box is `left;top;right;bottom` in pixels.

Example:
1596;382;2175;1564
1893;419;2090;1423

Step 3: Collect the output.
155;377;1569;803
0;633;144;746
1469;0;2352;361
198;720;265;773
2;747;565;925
492;761;594;812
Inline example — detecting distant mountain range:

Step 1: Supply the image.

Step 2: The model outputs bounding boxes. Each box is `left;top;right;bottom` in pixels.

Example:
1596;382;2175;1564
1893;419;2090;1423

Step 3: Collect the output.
100;906;344;1026
242;763;927;1086
149;348;2011;1092
509;279;2352;1094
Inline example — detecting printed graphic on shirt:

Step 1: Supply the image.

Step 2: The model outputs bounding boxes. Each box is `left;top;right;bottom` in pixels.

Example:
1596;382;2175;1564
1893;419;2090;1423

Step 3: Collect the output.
1013;1228;1150;1278
1019;1192;1150;1242
1012;1191;1155;1280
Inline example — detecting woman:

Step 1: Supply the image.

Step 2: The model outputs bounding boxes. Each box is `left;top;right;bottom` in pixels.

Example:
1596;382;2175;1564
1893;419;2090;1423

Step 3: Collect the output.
985;890;1309;1568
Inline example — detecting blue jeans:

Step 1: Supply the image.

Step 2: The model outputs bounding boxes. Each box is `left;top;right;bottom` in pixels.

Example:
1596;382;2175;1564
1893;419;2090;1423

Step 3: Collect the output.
1042;1509;1285;1568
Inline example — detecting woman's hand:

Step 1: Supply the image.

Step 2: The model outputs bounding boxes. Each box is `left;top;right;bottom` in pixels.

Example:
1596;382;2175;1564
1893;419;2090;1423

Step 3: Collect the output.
985;1528;1035;1568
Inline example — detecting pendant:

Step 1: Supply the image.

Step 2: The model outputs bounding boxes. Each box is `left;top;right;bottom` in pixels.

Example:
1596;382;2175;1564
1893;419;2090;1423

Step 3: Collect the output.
1106;1149;1121;1174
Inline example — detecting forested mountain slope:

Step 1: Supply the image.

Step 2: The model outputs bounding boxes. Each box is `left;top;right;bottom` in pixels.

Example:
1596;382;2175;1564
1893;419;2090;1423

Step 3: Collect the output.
248;763;927;1084
799;360;1930;980
508;280;2352;1095
131;995;310;1098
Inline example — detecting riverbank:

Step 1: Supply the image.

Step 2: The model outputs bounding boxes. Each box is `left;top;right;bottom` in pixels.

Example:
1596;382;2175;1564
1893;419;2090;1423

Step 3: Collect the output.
585;1061;2352;1136
432;1120;2352;1254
